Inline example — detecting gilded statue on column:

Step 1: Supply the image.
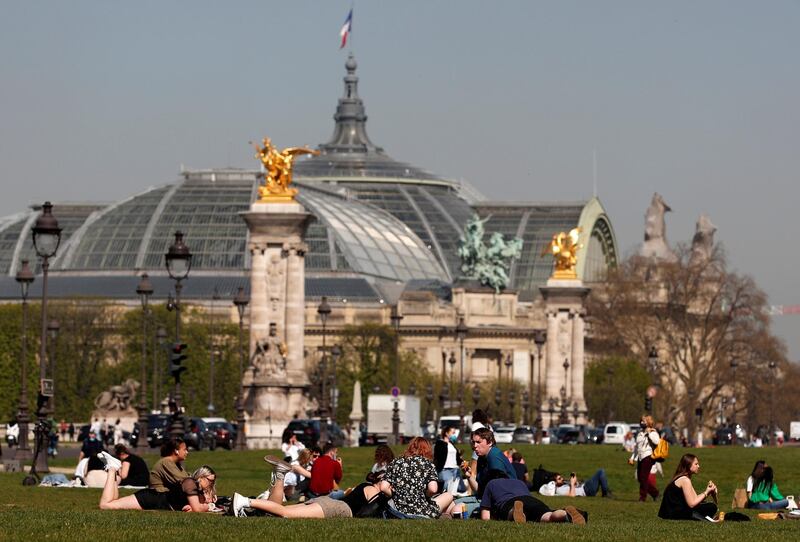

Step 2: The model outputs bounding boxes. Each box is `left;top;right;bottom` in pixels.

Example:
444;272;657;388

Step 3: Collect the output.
542;227;582;279
252;137;320;202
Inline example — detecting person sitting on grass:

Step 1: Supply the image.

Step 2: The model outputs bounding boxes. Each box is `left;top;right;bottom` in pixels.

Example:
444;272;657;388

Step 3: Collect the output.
464;427;517;498
283;448;314;500
658;453;718;521
232;456;387;518
99;453;218;513
113;444;149;487
539;469;614;498
479;477;587;525
746;465;792;510
509;451;529;486
308;443;343;497
379;437;456;518
367;444;394;483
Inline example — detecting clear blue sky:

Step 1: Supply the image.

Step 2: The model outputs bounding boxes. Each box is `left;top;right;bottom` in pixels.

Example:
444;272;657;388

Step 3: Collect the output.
2;1;799;357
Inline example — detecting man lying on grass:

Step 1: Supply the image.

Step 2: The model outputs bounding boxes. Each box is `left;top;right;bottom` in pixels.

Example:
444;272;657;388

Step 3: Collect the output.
480;478;587;525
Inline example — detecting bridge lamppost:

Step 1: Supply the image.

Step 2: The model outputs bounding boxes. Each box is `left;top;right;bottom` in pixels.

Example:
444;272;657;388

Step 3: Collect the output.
31;201;62;476
768;360;777;441
447;351;456;414
14;260;35;460
317;297;332;445
135;273;153;450
46;320;59;416
233;286;249;450
165;231;192;438
532;330;546;442
390;305;403;445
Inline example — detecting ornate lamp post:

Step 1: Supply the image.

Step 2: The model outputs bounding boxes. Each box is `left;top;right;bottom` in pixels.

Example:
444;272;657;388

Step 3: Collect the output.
507;392;516;425
135;273;153;450
31;201;62;475
46;320;59;415
494;388;501;420
425;383;434;423
165;231;192;438
572;402;580;426
317;297;332;445
729;358;739;430
154;327;168;410
768;360;777;439
646;346;659;413
390;305;403;444
233;286;249;450
447;352;456;414
165;231;192;342
532;330;546;441
455;317;468;433
521;390;530;428
14;260;35;460
559;385;568;424
472;383;481;410
208;287;220;415
548;397;556;428
330;345;341;418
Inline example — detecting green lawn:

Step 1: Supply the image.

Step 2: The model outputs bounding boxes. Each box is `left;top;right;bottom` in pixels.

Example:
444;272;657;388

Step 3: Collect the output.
1;443;799;541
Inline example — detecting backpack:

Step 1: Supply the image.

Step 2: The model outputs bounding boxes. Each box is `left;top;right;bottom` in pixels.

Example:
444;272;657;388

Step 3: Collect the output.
531;464;558;489
651;437;669;461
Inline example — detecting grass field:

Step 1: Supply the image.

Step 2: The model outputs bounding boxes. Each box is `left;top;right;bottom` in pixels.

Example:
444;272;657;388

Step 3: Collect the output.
1;443;799;541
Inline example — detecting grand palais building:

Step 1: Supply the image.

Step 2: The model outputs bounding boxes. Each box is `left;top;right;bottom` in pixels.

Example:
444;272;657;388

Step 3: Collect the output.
0;55;618;420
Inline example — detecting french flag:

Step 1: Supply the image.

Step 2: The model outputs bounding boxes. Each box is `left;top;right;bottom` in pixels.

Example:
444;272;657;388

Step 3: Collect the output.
339;9;353;49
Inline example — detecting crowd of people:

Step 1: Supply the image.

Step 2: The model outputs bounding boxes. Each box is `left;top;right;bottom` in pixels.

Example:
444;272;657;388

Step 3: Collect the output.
89;409;797;524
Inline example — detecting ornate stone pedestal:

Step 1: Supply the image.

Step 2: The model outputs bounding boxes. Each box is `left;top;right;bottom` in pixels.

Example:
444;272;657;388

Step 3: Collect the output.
240;201;316;449
539;278;590;428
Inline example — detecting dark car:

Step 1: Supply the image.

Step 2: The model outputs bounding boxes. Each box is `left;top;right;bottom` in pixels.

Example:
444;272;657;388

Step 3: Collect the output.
512;426;536;444
203;418;237;450
147;414;170;448
185;417;217;450
286;419;346;448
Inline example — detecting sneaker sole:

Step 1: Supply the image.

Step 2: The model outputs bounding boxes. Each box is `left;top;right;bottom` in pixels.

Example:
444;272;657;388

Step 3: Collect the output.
512;500;526;523
565;506;586;525
263;455;292;471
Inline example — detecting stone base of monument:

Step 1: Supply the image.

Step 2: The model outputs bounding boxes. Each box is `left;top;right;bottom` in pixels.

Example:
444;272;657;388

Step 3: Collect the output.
243;383;314;449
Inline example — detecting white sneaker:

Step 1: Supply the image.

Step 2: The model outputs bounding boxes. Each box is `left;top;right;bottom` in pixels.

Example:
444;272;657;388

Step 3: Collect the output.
786;495;797;510
263;455;292;476
97;451;122;471
232;492;249;518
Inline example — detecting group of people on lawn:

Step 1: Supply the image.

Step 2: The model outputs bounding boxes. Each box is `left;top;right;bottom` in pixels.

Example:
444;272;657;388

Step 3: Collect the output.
94;410;796;524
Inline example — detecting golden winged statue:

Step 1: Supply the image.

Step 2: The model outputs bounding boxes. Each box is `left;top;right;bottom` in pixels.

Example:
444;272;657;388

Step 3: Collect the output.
252;137;320;202
542;227;583;279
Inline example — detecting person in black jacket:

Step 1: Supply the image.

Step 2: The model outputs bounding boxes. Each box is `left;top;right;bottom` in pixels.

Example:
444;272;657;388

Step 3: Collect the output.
433;426;463;494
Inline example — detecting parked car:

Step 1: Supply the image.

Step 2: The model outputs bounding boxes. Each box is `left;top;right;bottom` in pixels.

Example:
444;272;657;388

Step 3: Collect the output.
286;419;346;448
494;426;516;444
712;426;735;446
512;425;536;444
552;424;575;444
603;422;631;445
185;417;216;450
147;414;170;448
588;427;604;444
202;417;237;450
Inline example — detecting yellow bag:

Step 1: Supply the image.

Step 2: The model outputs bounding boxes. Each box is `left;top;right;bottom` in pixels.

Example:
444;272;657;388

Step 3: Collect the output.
732;488;748;509
652;438;669;461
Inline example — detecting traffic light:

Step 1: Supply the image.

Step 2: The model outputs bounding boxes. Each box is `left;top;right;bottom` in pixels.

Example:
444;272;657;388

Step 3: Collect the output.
644;396;653;412
169;342;188;382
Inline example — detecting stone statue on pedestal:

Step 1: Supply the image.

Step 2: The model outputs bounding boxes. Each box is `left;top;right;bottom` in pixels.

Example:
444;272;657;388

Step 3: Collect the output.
639;193;678;262
248;323;287;381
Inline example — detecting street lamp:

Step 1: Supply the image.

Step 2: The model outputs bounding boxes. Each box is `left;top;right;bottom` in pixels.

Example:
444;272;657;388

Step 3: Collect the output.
521;390;530;428
572;402;580;426
31;201;62;476
330;345;342;417
208;287;220;415
472;383;481;410
164;231;191;438
135;273;153;450
425;383;434;422
532;329;546;442
548;397;556;428
154;327;168;410
46;319;59;415
233;286;249;450
559;385;568;424
390;305;403;444
768;360;777;438
729;358;739;428
317;297;332;445
455;317;468;434
14;260;35;460
447;351;456;414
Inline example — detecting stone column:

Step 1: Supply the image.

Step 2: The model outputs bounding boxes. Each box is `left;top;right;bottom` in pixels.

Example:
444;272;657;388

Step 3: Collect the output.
249;245;268;356
571;309;587;418
545;309;560;402
284;243;308;385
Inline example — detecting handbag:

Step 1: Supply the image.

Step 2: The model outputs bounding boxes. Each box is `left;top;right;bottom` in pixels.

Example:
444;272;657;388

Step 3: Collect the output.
651;437;669;461
731;488;748;509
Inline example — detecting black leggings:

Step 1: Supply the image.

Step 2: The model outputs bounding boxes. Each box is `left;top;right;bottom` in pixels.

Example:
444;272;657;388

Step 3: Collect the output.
498;496;552;522
690;502;718;521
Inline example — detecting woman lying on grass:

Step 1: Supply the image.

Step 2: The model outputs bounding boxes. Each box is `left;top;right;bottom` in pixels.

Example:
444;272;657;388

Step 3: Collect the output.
231;456;387;518
658;453;718;521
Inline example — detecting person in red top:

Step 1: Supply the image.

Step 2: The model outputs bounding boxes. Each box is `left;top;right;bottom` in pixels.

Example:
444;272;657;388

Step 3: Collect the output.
309;443;342;496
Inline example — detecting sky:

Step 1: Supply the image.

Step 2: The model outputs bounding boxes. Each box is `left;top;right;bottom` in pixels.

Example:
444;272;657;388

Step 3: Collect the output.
1;1;799;358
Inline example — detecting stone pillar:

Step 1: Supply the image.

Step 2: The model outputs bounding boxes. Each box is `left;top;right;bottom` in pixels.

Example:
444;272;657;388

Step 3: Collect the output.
545;309;560;404
571;309;587;419
540;278;590;428
240;201;315;449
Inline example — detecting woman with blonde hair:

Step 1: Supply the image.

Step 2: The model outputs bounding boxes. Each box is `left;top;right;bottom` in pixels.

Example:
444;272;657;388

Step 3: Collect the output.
379;437;456;518
629;414;660;502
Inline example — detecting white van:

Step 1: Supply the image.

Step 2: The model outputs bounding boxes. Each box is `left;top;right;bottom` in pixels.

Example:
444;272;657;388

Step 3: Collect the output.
603;422;631;445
